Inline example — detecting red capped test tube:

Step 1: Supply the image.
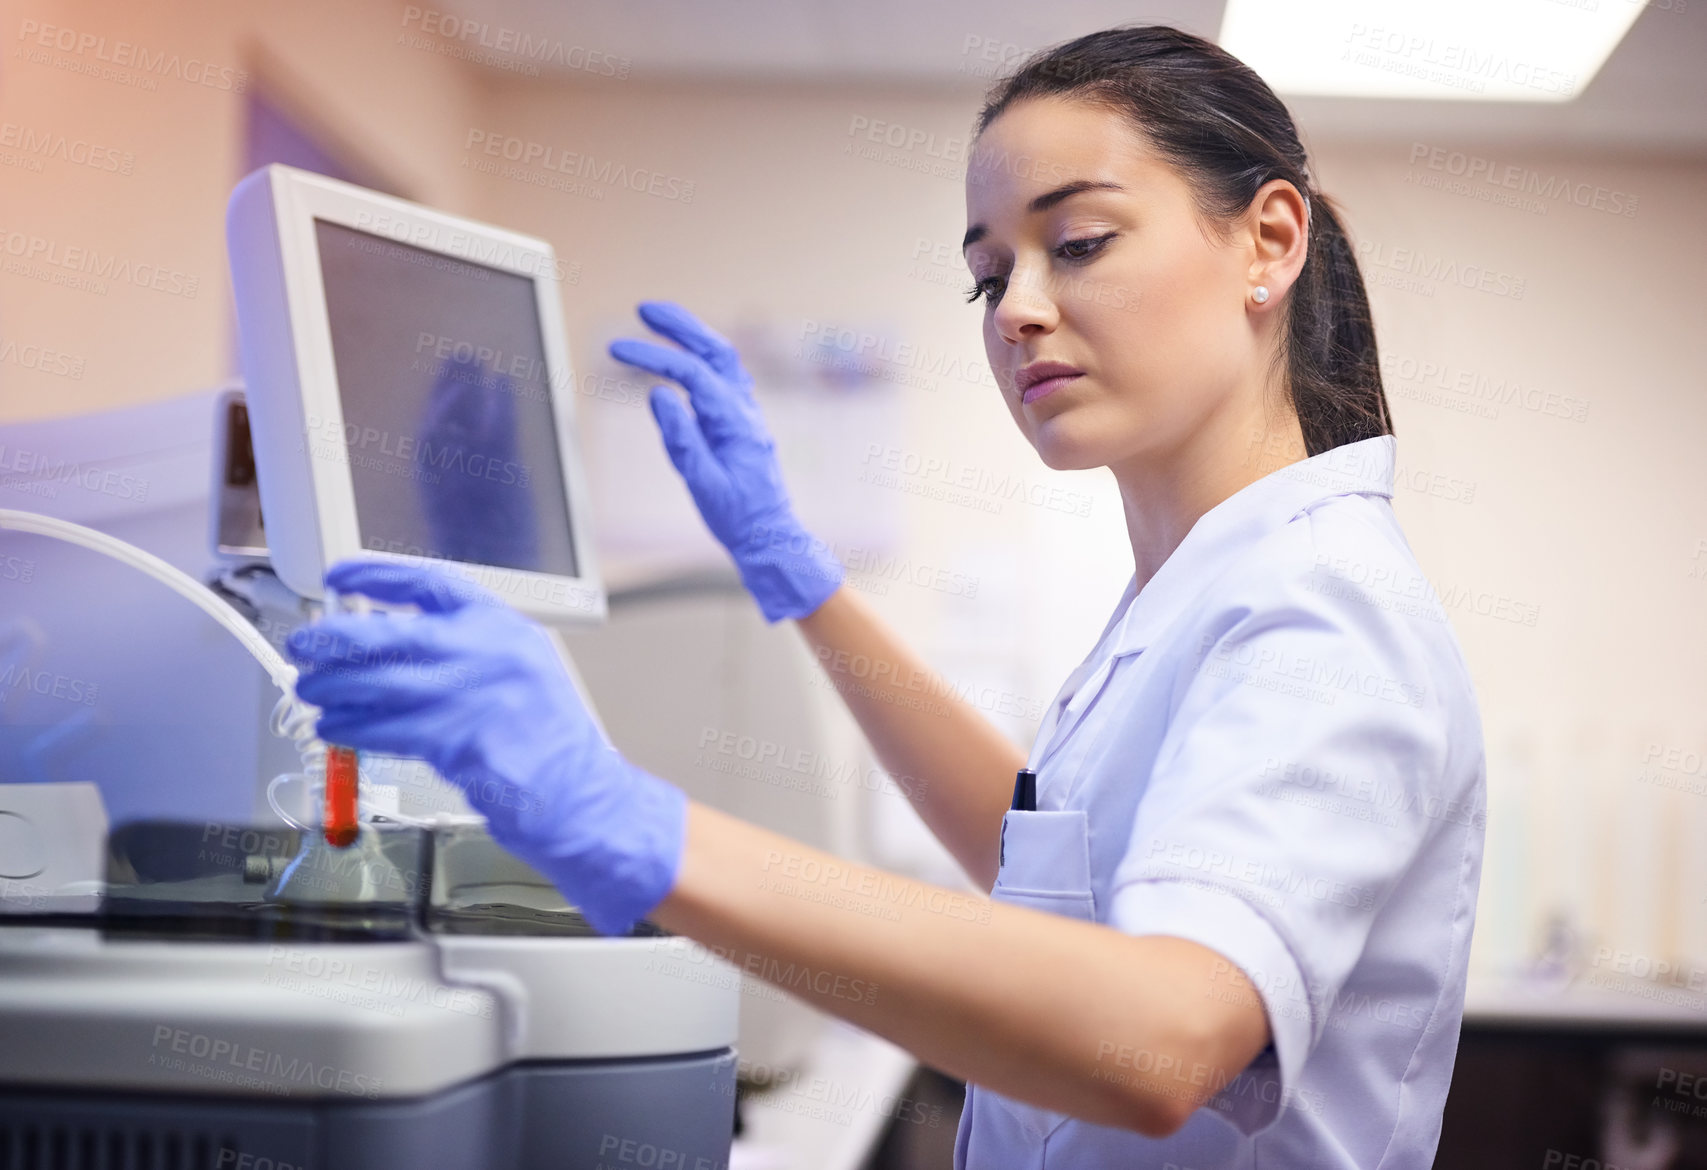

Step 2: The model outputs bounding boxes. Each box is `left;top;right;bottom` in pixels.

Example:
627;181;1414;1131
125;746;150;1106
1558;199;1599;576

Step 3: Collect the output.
323;744;359;848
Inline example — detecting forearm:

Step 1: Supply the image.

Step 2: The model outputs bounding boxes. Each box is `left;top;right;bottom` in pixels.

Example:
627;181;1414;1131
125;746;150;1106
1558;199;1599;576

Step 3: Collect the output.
794;585;1024;887
652;801;1270;1137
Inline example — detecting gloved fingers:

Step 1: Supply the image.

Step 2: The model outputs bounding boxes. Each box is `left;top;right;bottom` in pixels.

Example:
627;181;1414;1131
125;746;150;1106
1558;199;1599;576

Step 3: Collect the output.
323;559;502;614
285;614;498;706
635;301;746;383
648;385;727;492
288;608;445;665
607;337;762;451
291;654;482;717
311;703;460;765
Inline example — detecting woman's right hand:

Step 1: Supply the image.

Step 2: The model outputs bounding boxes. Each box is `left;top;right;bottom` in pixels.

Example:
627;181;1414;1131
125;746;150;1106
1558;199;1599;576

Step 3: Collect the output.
609;301;843;622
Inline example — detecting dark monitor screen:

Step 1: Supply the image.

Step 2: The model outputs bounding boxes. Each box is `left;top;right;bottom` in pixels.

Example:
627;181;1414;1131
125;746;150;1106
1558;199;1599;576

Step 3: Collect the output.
312;219;578;578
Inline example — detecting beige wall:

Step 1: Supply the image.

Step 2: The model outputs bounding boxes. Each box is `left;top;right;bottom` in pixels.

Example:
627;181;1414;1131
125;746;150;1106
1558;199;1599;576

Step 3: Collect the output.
0;0;480;421
3;0;1704;980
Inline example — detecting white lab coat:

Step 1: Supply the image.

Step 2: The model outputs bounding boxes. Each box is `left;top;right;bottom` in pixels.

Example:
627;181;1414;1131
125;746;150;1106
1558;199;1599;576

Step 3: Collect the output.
954;435;1486;1169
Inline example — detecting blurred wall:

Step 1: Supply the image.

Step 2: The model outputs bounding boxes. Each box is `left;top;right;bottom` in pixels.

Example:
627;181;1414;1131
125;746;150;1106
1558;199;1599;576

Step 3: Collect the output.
0;0;478;421
2;0;1704;981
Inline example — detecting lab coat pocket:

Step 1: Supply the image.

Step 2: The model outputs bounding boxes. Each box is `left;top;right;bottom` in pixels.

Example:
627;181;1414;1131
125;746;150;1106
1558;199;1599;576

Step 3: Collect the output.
993;809;1096;922
982;809;1095;1150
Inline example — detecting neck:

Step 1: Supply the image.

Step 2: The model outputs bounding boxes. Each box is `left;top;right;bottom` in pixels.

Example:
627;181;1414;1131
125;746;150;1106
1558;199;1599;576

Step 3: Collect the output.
1110;391;1307;593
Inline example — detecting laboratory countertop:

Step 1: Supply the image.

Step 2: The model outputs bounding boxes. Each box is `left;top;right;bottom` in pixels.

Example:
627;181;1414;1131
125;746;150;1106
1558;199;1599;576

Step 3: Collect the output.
730;1019;916;1170
1463;971;1707;1034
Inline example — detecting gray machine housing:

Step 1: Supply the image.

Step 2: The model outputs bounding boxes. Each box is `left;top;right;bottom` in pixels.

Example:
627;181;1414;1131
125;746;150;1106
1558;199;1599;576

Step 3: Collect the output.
0;865;741;1169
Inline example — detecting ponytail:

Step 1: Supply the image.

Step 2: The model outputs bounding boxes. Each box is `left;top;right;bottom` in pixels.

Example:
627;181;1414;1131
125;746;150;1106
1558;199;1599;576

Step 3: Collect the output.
1286;194;1390;453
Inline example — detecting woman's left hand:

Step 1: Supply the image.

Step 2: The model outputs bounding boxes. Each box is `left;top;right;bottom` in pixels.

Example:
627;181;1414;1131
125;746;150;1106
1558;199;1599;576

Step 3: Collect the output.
283;558;686;935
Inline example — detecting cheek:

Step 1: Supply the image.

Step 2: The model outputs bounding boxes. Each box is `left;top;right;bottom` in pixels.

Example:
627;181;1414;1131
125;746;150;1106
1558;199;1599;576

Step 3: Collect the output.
1128;248;1219;337
983;320;1048;445
982;316;1019;398
1080;255;1241;403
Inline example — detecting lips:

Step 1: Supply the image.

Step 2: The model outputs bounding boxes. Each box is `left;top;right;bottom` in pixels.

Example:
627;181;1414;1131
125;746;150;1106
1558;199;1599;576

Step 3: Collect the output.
1015;360;1083;404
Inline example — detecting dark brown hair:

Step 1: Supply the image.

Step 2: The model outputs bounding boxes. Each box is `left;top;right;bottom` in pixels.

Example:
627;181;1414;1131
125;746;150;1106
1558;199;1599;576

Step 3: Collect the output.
974;25;1391;456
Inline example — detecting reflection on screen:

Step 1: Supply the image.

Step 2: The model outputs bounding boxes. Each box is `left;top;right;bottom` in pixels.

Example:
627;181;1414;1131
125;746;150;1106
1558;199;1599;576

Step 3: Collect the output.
312;219;578;577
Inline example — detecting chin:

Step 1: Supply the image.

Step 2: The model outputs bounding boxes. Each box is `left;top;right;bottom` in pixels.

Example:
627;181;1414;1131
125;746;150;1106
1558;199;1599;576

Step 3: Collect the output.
1030;427;1109;472
1024;393;1127;471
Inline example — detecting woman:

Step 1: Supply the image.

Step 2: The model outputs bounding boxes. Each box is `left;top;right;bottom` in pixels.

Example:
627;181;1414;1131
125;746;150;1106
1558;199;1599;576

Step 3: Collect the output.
288;26;1485;1167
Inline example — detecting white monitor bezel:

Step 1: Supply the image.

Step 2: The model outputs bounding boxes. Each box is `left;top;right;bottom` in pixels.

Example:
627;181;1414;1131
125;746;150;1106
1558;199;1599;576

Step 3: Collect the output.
260;165;603;623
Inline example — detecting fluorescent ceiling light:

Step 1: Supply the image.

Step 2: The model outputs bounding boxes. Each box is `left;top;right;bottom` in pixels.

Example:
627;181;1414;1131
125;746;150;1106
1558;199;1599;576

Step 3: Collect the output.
1218;0;1642;102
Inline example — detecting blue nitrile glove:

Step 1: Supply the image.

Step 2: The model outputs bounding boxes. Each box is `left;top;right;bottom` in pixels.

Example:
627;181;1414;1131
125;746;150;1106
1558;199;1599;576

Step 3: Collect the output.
283;559;685;936
608;300;843;622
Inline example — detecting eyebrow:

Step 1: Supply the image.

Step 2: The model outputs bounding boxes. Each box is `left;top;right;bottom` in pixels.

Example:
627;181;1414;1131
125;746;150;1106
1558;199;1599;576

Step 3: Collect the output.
962;180;1126;251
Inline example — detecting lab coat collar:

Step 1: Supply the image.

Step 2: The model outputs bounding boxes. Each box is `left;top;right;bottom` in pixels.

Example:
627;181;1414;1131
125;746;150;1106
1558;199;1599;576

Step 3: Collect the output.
1103;435;1397;660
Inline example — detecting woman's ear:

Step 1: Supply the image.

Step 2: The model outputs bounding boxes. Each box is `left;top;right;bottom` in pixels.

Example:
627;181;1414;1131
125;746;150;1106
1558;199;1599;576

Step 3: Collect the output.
1245;180;1310;304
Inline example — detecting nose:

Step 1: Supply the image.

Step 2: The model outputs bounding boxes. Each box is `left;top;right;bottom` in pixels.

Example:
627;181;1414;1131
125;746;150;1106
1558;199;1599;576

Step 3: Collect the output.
991;264;1059;346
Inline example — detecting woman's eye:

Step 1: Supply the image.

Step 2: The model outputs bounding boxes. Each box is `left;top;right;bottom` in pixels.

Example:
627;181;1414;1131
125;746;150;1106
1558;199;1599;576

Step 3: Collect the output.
1055;232;1116;261
964;234;1113;305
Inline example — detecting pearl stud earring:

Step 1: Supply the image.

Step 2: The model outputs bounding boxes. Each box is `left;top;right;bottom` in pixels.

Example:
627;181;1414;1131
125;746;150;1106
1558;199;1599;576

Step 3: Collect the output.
1252;286;1270;304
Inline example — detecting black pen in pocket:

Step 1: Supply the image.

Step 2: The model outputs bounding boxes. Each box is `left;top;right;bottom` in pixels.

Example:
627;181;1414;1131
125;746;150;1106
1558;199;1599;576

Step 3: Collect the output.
1011;768;1037;812
1001;768;1038;869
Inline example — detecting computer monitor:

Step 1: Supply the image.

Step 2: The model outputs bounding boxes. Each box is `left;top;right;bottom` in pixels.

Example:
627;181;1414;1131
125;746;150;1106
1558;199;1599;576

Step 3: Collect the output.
226;164;603;623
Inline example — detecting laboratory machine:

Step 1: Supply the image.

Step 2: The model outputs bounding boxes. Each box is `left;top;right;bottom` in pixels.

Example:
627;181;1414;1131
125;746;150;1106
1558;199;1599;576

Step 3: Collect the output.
0;164;740;1169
